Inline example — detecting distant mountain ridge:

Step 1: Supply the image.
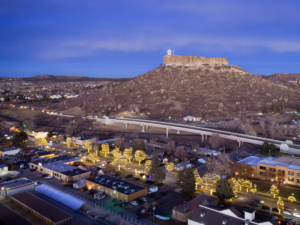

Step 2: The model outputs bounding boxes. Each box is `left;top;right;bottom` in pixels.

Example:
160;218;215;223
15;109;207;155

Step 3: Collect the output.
260;73;300;83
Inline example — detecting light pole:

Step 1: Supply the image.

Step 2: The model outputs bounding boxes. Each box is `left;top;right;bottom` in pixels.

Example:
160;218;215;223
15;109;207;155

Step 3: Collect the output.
152;202;156;222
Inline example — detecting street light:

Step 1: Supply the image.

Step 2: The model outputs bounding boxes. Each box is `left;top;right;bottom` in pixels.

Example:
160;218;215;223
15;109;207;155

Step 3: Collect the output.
152;202;156;221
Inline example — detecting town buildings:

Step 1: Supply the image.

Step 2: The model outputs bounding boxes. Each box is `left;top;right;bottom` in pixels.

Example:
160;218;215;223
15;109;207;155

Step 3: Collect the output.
236;156;300;186
0;178;34;198
85;175;147;202
0;147;21;156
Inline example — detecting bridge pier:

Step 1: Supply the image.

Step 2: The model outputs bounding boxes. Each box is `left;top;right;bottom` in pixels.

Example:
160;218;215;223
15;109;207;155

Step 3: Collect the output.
201;134;204;142
125;123;128;128
146;126;148;130
142;125;145;132
166;127;169;138
177;130;180;134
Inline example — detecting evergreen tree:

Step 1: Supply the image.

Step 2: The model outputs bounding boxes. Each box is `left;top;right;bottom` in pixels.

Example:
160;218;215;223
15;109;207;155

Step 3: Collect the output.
47;130;53;138
215;179;234;203
177;168;185;185
140;141;146;151
150;152;166;183
261;140;269;155
105;108;110;116
13;131;28;145
261;106;269;114
181;168;196;194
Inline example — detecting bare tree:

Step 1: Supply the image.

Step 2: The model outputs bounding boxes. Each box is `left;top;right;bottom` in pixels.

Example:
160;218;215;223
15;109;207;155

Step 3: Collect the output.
208;133;224;150
114;135;126;151
165;141;175;155
268;120;277;139
206;153;233;177
240;123;257;136
175;147;188;162
259;119;266;136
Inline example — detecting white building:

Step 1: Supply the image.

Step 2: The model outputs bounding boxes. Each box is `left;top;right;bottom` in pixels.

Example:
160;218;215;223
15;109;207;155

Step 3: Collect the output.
174;161;192;171
49;95;62;99
183;116;202;122
0;178;34;199
0;147;21;157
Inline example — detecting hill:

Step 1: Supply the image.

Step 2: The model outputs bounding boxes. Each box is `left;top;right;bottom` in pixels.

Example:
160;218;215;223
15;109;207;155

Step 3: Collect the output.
260;73;300;83
48;64;300;119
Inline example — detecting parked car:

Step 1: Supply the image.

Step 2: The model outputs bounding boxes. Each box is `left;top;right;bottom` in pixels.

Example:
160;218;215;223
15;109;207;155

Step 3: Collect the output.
272;208;279;212
98;195;106;200
262;205;270;210
283;211;292;216
140;197;147;202
45;176;53;178
81;187;88;192
130;201;138;206
125;174;133;178
284;207;292;211
293;212;300;218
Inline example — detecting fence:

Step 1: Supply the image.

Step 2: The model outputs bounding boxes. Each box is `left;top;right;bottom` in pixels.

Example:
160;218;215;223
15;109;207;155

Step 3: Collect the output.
40;181;156;225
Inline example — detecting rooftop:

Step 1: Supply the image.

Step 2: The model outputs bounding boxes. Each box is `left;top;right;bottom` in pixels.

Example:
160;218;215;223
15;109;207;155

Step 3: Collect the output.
273;156;300;165
174;161;191;167
0;178;34;189
0;147;21;152
0;164;8;169
259;156;300;171
37;151;54;156
41;161;78;173
11;192;72;223
75;135;93;141
174;194;217;214
237;156;265;166
98;139;115;144
188;205;277;225
0;203;33;225
60;168;90;176
32;155;79;164
87;175;146;195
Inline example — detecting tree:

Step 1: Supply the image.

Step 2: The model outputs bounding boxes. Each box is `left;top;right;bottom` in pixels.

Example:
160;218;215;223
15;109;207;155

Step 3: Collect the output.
114;135;126;151
261;106;269;114
135;150;146;165
105;108;110;116
84;140;92;153
40;138;48;146
277;197;284;212
270;185;279;198
175;147;188;162
150;152;166;183
228;178;239;195
215;179;234;203
165;141;175;155
288;195;296;203
13;131;28;145
166;162;174;171
194;170;203;187
261;140;277;155
101;143;110;157
111;147;121;158
206;153;233;177
241;180;252;192
112;158;127;171
66;138;72;148
123;148;133;162
140;141;146;151
208;133;224;150
145;160;152;171
203;173;220;190
22;119;36;131
47;130;53;138
250;187;257;194
181;168;196;194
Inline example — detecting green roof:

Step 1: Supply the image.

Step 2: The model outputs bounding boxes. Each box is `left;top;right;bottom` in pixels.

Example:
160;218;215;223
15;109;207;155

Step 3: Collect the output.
37;151;53;156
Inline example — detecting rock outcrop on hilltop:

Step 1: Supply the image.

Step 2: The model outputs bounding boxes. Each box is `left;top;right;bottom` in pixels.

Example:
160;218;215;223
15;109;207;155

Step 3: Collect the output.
163;55;228;66
50;64;300;119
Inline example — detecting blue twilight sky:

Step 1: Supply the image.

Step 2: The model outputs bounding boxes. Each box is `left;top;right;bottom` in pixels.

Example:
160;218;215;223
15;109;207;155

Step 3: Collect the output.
0;0;300;78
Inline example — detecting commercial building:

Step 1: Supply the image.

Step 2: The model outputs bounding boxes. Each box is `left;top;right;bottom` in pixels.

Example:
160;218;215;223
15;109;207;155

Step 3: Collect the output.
0;178;34;198
11;192;73;225
36;151;55;158
30;160;90;182
236;156;300;186
187;205;277;225
70;135;96;146
0;147;21;156
172;194;217;222
86;175;147;202
0;203;33;225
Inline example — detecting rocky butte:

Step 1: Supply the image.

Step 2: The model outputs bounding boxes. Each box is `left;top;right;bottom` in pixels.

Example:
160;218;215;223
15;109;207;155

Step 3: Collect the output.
163;55;228;67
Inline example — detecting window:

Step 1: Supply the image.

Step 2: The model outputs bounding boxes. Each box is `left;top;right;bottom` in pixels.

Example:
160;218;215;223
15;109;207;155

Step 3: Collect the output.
41;169;43;171
251;174;254;177
269;168;276;172
260;166;266;170
289;177;295;182
297;173;300;177
260;172;266;176
288;171;294;176
297;179;300;183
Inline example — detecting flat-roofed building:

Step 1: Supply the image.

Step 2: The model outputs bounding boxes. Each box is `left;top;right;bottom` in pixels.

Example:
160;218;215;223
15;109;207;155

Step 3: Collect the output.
0;147;21;156
86;175;147;202
0;164;8;174
236;156;300;186
11;192;73;225
174;161;192;171
0;203;33;225
30;160;90;182
0;178;34;198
